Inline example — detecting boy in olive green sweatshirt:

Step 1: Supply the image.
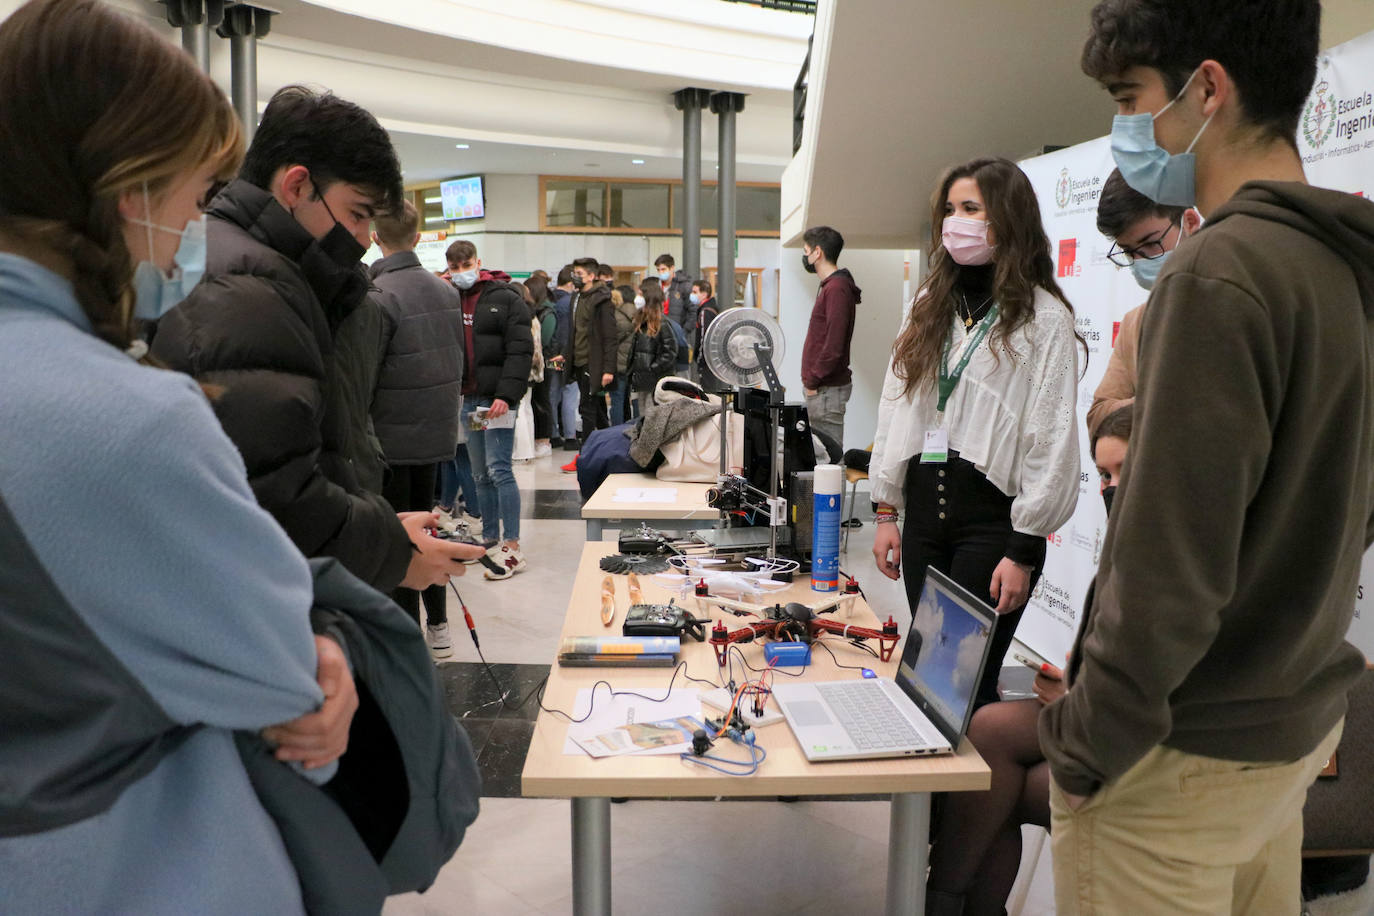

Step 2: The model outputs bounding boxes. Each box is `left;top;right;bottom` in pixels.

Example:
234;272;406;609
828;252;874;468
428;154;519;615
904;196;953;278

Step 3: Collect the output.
1039;2;1374;914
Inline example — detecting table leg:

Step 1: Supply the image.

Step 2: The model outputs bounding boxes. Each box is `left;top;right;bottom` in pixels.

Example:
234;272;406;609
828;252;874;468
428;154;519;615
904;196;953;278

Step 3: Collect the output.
571;796;611;915
886;791;931;915
586;519;603;541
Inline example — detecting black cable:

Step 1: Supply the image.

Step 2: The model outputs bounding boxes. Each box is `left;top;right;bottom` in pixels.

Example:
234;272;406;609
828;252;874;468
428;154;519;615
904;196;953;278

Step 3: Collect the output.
534;660;721;723
812;638;876;671
448;580;524;712
728;643;806;678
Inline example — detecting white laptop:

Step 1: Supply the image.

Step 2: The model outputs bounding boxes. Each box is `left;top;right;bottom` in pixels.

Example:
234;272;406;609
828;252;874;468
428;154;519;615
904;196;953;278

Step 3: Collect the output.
772;566;998;761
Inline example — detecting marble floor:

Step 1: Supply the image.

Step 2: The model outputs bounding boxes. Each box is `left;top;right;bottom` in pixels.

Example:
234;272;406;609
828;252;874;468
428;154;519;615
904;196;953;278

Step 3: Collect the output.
385;450;1372;916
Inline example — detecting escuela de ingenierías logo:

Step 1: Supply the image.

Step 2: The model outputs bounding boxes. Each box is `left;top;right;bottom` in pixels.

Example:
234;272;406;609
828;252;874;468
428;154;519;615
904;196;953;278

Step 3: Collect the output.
1302;79;1337;150
1055;168;1072;209
1052;170;1103;214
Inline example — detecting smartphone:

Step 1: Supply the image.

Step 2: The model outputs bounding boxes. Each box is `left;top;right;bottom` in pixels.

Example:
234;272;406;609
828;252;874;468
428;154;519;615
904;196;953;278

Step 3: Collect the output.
1014;652;1061;679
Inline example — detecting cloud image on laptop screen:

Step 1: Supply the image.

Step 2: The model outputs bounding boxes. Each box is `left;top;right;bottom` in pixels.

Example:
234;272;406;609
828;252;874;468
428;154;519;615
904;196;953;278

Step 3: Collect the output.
907;584;991;726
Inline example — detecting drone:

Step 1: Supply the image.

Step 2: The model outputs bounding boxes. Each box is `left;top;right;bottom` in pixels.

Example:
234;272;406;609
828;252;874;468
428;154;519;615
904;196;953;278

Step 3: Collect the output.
651;555;798;601
699;578;900;668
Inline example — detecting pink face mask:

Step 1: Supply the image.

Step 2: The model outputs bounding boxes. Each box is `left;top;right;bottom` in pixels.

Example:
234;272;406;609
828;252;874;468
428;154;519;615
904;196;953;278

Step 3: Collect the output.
942;215;996;266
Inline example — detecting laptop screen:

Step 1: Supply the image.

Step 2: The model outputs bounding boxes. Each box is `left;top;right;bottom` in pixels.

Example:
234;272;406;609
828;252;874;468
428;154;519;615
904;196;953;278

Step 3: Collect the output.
895;567;998;746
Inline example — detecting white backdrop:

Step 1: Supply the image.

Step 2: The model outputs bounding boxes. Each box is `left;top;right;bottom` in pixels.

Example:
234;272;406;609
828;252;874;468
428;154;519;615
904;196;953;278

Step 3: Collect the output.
1015;27;1374;663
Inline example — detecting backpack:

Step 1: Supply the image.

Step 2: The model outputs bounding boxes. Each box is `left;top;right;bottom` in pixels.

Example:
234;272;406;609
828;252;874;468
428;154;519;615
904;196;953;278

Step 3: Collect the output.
665;317;688;355
528;316;545;382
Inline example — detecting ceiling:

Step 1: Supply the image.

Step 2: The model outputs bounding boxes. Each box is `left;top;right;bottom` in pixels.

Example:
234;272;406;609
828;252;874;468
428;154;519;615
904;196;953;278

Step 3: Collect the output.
784;0;1374;249
390;131;786;185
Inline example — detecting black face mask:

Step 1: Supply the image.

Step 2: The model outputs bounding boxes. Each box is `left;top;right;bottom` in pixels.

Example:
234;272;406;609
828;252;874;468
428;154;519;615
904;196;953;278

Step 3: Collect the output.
802;251;817;274
318;221;366;269
1102;485;1117;516
302;179;366;269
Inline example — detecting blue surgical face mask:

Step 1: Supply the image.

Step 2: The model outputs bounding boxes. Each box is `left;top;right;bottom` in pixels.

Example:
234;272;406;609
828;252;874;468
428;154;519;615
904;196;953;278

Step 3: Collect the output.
129;182;207;320
658;270;671;282
1110;67;1216;207
452;269;479;290
1128;251;1169;290
689;292;701;306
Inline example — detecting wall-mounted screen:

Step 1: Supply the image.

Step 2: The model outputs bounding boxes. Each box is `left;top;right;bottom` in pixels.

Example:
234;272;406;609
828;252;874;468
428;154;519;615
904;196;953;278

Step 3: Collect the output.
440;175;485;221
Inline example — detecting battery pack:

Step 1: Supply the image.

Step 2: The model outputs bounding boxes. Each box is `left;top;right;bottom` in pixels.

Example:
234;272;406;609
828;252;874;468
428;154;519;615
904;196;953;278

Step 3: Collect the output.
764;642;811;668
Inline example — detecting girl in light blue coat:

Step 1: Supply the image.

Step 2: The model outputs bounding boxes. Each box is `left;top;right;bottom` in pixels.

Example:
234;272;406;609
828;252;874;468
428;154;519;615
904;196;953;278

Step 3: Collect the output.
0;2;357;912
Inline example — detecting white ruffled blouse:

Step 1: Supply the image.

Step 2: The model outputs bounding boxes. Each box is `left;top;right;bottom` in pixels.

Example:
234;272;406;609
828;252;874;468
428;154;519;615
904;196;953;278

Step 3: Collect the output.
869;287;1081;538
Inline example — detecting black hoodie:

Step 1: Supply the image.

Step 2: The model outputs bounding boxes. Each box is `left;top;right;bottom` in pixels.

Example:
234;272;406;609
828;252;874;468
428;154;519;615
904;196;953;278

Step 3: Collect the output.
1042;181;1374;798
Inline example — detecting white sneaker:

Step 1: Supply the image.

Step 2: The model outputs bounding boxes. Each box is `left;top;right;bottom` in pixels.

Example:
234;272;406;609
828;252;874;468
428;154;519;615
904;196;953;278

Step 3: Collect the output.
427;622;453;661
535;439;553;458
483;543;527;580
433;506;459;535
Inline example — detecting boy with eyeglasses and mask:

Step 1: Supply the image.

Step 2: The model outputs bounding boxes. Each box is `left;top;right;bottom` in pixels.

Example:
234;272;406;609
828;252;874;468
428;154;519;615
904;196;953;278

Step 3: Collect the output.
1085;168;1202;436
1038;3;1374;913
153;86;486;596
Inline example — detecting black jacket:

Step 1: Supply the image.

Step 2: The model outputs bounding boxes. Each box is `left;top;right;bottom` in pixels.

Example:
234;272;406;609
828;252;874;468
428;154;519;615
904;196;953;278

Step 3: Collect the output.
239;559;481;914
629;322;679;391
462;270;532;405
571;282;618;383
151;179;411;592
368;251;464;465
664;269;697;339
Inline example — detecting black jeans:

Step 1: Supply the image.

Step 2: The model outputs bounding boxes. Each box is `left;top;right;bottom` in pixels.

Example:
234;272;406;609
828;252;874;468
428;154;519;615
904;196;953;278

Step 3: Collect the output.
531;376;551;440
381;462;446;627
901;452;1042;708
575;368;609;447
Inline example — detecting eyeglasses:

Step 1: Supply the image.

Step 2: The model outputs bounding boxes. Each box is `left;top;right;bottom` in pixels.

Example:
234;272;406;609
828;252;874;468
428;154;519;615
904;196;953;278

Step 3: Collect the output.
1106;220;1179;268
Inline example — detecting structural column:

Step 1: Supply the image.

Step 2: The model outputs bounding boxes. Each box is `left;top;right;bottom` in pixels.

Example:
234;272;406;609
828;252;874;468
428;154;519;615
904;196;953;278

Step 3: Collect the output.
710;91;746;308
673;88;712;281
219;4;276;141
162;0;224;73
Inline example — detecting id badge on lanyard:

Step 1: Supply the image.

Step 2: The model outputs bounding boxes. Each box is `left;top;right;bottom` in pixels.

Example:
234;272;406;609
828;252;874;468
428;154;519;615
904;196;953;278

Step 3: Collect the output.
923;305;998;465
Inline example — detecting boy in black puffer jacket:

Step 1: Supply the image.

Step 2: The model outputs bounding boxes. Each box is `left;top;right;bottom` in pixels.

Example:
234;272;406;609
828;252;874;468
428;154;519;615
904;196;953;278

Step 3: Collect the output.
445;239;532;580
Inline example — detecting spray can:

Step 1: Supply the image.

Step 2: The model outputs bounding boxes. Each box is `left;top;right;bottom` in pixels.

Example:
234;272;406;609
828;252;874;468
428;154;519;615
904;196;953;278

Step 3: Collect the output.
811;463;843;591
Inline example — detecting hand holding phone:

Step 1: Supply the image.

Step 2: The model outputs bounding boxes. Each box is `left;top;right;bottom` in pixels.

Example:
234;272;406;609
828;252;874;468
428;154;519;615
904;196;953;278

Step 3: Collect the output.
1013;652;1062;680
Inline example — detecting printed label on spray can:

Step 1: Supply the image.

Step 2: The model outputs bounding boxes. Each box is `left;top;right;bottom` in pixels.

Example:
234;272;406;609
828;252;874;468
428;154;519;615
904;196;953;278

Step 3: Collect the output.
811;491;840;591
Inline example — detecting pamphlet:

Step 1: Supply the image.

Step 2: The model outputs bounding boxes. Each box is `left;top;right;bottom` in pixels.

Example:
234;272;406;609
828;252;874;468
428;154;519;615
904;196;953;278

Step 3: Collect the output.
569;715;707;758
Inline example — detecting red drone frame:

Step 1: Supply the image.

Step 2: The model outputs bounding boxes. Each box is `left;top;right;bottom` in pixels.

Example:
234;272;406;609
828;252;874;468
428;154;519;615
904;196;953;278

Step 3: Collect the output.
702;581;900;667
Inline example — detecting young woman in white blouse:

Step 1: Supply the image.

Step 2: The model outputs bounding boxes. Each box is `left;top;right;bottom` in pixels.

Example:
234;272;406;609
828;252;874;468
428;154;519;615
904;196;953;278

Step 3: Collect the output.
871;157;1082;708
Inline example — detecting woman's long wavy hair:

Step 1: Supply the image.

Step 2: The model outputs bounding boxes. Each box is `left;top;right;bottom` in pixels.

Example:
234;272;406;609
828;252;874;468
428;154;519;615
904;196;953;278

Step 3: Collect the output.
891;157;1079;398
634;281;664;335
0;0;243;350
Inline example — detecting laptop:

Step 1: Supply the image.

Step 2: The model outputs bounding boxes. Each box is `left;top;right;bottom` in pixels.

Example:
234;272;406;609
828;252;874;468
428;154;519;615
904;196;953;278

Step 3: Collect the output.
772;567;998;761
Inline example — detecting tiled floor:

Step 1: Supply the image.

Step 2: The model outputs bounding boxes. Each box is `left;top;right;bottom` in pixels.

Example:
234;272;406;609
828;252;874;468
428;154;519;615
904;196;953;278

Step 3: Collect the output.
394;451;1371;915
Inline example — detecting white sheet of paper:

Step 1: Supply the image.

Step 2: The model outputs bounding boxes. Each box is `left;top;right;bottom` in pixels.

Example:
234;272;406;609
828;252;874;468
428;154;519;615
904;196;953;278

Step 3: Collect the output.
562;688;703;756
483;409;517;429
611;487;678;504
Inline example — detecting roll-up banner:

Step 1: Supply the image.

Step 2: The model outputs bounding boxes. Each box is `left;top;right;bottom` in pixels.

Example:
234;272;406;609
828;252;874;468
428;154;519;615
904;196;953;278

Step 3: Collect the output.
1016;28;1374;662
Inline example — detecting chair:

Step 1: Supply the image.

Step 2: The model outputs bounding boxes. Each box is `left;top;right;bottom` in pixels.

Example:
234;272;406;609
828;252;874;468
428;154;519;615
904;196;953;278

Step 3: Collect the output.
841;451;870;554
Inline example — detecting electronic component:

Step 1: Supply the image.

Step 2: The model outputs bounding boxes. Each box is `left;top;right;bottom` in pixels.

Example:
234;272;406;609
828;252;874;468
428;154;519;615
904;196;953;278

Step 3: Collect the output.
621;603;707;642
764;642;811;668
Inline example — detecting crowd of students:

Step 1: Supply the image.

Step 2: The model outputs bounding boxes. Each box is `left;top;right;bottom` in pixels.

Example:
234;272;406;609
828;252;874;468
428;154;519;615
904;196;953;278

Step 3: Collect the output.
3;0;1373;913
450;254;722;477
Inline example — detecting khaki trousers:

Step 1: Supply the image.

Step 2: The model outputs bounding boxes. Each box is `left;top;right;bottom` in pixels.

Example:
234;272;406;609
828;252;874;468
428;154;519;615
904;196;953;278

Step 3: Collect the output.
1049;720;1343;915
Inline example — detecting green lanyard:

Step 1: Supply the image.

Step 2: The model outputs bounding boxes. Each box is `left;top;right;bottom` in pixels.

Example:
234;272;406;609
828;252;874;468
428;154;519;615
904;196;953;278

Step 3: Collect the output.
937;304;998;412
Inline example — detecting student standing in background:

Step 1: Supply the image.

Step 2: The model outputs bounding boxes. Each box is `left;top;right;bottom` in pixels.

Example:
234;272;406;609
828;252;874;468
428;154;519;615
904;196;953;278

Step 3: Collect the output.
799;225;860;448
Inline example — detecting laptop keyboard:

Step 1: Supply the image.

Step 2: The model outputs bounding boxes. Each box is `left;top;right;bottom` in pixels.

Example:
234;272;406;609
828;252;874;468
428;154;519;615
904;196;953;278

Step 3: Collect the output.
816;682;927;750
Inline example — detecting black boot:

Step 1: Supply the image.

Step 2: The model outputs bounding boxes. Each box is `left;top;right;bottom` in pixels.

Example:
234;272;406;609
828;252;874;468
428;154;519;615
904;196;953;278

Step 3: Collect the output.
924;889;965;916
